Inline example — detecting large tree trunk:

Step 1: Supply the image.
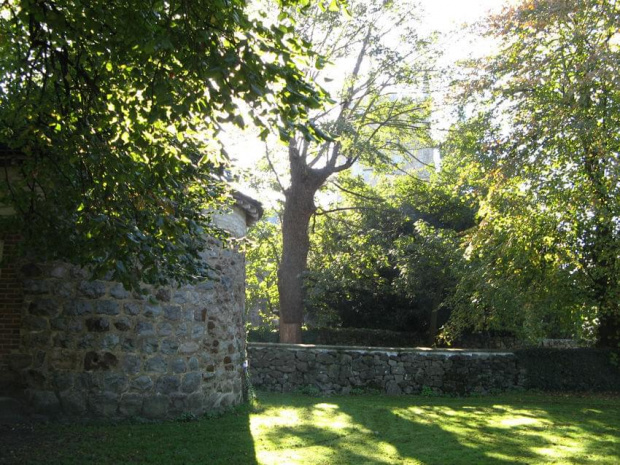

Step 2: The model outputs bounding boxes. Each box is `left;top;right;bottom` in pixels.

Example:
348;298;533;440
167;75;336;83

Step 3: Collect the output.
277;154;326;343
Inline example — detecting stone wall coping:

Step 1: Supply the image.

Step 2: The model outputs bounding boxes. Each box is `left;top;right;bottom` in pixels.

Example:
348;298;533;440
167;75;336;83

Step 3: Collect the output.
232;191;263;226
248;342;515;357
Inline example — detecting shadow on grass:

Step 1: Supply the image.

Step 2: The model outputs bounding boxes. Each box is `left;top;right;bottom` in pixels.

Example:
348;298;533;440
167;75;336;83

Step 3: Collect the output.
256;393;620;464
1;407;258;465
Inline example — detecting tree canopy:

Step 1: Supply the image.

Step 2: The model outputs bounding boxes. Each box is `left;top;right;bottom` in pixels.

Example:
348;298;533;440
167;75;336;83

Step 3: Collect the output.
0;0;328;289
445;0;620;346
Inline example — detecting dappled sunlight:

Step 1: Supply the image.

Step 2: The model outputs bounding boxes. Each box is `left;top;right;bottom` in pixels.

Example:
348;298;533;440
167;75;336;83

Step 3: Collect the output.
250;400;420;464
249;394;620;464
390;402;616;464
497;416;541;427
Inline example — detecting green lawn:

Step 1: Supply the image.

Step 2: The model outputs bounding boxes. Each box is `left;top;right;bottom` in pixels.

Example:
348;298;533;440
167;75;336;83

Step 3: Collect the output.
3;392;620;465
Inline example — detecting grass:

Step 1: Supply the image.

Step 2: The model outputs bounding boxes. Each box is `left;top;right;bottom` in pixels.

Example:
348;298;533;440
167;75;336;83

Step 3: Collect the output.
2;392;619;465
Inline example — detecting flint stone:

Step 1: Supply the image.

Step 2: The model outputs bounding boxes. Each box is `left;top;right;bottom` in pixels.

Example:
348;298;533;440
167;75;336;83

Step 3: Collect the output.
156;375;181;395
122;355;141;374
23;315;49;331
96;301;120;316
124;302;142;316
141;338;159;354
182;372;202;393
86;317;110;332
77;334;95;350
52;371;75;391
145;356;167;373
144;305;162;318
171;358;187;373
110;283;131;299
121;338;137;352
142;395;169;419
102;334;120;350
119;393;144;417
158;322;173;336
104;373;128;393
160;339;179;355
132;376;154;391
114;317;131;331
23;279;49;294
155;288;171;302
78;281;107;299
30;390;61;415
136;321;155;337
53;282;75;298
163;305;182;321
84;351;118;371
49;350;81;371
49;264;70;279
179;342;199;354
59;390;87;415
28;299;60;317
66;300;94;316
88;391;119;418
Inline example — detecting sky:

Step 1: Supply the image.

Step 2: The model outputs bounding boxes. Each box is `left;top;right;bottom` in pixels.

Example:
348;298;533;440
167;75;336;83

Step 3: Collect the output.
420;0;509;31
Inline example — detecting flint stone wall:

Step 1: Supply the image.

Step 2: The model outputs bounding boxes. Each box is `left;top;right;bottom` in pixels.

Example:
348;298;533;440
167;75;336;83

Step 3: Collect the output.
1;205;255;420
248;343;524;396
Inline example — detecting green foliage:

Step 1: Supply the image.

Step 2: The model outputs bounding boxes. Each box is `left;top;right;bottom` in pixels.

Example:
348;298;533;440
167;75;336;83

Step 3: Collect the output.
420;385;441;398
0;0;327;289
175;412;200;423
294;384;323;397
245;212;281;328
444;0;620;345
247;326;426;347
305;172;473;337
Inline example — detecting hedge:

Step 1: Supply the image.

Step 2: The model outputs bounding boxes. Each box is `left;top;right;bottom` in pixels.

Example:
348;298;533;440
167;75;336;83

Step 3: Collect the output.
515;348;620;392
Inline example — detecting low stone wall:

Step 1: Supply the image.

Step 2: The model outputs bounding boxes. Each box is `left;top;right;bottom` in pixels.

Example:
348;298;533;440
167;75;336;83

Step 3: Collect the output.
248;343;524;395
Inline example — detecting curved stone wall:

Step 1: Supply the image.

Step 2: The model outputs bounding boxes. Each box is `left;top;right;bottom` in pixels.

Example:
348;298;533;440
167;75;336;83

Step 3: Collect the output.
2;206;254;420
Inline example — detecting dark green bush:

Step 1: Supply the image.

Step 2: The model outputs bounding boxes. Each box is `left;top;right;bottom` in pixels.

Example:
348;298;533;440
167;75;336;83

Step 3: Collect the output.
247;327;426;347
516;349;620;392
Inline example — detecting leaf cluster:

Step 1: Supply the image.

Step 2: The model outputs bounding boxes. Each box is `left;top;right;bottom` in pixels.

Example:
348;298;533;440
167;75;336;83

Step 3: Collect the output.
0;0;328;288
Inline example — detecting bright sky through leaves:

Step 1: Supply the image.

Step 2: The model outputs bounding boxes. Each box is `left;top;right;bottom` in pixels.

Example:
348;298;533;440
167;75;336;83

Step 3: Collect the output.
228;0;515;175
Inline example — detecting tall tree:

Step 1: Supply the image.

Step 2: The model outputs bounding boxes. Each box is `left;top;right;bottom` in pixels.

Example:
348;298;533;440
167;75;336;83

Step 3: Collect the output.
452;0;620;346
271;0;434;342
0;0;328;289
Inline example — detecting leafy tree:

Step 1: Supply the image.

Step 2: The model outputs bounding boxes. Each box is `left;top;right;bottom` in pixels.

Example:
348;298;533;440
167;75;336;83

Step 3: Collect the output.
245;210;281;328
0;0;328;289
267;0;434;342
305;171;473;344
448;0;620;346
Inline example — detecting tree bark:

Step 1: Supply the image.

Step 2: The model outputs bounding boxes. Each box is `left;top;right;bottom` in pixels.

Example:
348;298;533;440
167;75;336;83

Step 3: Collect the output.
277;149;328;343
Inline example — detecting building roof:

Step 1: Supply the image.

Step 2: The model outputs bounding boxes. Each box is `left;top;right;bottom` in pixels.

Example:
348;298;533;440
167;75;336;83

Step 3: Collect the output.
232;191;263;226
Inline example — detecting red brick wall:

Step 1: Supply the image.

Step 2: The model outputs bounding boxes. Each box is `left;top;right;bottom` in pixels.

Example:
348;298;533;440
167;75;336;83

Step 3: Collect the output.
0;235;23;368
